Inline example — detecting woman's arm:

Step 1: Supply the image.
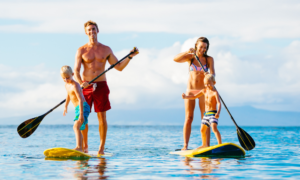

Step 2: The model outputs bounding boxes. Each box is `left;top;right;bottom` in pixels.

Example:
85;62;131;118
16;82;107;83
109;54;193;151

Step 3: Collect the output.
207;56;216;76
174;48;195;63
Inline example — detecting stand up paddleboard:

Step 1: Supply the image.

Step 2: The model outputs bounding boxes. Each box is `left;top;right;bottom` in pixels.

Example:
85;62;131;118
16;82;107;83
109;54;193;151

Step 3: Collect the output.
170;143;245;158
44;147;112;159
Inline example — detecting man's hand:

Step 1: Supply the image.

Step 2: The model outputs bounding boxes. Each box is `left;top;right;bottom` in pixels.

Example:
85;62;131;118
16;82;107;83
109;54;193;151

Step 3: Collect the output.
63;107;68;116
215;113;220;119
182;93;187;99
81;82;90;89
129;47;139;58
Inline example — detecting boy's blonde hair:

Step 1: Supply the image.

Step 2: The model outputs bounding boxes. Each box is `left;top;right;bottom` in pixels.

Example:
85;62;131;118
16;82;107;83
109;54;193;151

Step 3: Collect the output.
204;74;216;84
84;20;99;31
60;66;73;75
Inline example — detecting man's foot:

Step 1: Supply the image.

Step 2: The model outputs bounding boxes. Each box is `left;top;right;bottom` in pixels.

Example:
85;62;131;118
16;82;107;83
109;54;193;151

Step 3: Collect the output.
98;146;105;155
196;145;209;150
73;147;83;152
84;147;88;153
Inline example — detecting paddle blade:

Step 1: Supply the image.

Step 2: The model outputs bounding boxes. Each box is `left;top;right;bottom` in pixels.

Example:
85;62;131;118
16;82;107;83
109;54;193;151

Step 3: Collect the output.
17;115;45;138
237;127;256;151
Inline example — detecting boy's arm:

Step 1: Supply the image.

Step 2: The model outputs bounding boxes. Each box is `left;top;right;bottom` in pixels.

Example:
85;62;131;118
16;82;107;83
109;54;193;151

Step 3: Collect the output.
63;94;70;116
74;84;85;123
182;90;205;99
215;91;221;119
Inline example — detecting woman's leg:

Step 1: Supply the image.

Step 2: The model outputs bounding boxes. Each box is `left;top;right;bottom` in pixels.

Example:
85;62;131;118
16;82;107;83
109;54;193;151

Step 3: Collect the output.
198;96;210;146
182;98;196;150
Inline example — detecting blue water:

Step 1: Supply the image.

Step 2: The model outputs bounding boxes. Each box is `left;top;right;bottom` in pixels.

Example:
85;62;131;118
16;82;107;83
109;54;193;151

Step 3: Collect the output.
1;125;300;179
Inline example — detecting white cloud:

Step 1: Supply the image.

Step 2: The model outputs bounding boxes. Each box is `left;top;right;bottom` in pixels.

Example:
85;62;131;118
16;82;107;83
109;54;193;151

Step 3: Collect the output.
0;37;300;119
0;0;300;40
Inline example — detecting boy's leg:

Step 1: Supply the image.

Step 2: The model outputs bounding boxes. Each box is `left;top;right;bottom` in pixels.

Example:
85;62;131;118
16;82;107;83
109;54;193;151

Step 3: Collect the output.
211;123;222;144
199;96;210;146
197;124;209;149
73;120;83;152
81;124;88;153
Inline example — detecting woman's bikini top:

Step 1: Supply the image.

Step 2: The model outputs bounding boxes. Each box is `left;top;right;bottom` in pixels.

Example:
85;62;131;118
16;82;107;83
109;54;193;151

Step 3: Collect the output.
189;57;208;72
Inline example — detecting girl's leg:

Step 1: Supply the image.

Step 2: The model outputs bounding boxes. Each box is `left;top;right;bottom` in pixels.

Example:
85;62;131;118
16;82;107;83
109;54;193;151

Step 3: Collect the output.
182;99;196;150
199;96;210;146
211;123;222;144
197;124;209;149
73;121;83;152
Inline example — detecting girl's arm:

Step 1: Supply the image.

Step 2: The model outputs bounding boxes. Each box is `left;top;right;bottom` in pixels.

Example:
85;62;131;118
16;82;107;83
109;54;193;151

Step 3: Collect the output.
63;94;70;116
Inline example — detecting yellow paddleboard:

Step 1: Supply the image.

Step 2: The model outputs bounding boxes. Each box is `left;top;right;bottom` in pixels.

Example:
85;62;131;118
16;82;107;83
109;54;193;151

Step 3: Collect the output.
44;147;112;159
170;143;245;158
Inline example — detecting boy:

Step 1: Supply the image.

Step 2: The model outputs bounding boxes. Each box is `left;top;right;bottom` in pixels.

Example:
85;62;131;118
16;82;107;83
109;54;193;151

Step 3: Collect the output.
61;66;90;152
182;74;222;149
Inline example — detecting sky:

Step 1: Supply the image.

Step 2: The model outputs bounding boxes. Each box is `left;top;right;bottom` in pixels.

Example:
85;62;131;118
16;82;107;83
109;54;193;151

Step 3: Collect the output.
0;0;299;125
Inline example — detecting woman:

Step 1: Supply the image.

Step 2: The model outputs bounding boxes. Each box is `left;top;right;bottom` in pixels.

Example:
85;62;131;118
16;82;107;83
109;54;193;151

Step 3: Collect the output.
174;37;215;150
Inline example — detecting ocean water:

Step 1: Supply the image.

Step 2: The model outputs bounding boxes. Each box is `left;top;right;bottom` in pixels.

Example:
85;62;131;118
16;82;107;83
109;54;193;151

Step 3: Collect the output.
1;125;300;179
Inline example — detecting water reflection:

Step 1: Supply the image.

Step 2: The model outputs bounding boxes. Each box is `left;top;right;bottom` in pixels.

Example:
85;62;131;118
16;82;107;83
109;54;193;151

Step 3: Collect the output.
183;157;222;179
45;157;108;179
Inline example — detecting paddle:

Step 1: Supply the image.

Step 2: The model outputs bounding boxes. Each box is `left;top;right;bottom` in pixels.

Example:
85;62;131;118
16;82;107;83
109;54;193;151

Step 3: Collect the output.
17;47;139;138
194;54;255;151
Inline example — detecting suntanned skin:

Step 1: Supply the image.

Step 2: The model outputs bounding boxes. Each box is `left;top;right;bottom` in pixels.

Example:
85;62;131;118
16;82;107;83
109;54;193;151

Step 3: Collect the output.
182;77;222;149
174;42;215;150
74;24;139;155
61;72;86;152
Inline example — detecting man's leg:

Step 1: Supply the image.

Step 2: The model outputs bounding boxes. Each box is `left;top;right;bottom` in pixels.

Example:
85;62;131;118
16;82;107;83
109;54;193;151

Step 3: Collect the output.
97;111;107;155
81;124;89;153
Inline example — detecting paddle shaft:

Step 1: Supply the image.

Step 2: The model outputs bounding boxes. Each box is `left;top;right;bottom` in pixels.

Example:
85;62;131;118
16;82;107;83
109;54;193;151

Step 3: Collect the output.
193;54;239;128
44;50;136;115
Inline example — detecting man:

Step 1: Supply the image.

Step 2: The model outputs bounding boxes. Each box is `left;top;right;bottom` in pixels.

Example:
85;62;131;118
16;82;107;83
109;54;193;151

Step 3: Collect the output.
74;20;138;155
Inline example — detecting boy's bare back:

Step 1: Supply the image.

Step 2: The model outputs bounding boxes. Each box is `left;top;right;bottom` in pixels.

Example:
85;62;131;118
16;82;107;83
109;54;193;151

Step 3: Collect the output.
65;81;86;107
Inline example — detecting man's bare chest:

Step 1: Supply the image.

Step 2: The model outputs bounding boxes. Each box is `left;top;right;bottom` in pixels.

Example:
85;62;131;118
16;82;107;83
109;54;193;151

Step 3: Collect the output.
82;49;109;63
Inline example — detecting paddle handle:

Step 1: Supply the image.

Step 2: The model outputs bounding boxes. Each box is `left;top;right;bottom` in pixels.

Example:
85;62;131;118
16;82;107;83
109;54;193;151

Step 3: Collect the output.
193;53;239;128
87;47;138;85
45;48;138;115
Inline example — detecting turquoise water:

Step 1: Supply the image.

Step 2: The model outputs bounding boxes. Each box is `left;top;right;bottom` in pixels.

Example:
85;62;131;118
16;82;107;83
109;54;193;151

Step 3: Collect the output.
1;125;300;179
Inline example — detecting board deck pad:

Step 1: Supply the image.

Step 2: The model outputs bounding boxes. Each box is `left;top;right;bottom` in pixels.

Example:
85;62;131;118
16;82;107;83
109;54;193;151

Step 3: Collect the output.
170;143;245;157
44;147;112;159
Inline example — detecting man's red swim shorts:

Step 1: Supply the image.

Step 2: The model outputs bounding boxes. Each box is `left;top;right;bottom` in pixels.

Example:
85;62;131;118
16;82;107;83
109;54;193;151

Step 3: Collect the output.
82;81;111;112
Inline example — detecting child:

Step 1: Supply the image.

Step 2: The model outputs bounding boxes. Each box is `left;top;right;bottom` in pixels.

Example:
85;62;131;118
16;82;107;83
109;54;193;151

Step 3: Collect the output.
182;74;222;149
61;66;90;152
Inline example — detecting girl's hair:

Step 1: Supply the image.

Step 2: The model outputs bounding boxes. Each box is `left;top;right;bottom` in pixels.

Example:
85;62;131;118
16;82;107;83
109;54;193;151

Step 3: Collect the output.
195;37;209;57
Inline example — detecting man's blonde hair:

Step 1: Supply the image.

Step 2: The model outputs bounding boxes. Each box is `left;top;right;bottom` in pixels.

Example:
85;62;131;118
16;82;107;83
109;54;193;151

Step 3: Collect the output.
204;74;216;83
84;20;99;31
60;65;73;75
